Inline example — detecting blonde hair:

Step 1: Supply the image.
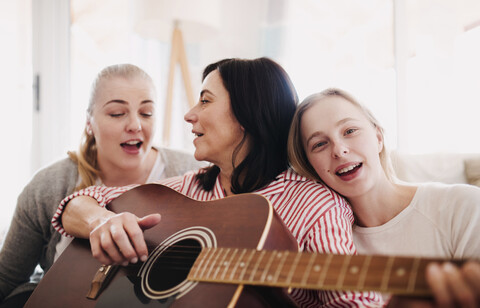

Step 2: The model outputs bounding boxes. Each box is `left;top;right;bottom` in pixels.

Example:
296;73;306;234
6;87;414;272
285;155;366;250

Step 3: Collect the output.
288;87;395;183
69;64;155;190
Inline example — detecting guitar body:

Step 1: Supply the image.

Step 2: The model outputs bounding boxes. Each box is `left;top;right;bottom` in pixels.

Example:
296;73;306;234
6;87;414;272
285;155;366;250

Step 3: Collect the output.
25;184;299;308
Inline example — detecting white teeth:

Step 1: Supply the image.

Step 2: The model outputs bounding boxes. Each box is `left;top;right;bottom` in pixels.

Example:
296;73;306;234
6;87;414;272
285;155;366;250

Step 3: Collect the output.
337;164;360;174
125;140;140;145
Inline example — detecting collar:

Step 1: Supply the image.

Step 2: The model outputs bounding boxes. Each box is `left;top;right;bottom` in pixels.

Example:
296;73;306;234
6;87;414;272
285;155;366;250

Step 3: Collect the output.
212;168;311;198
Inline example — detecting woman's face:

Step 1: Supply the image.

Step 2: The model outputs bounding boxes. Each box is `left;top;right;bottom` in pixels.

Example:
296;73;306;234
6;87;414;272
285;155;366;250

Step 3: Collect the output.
300;95;383;198
87;76;156;172
184;70;248;169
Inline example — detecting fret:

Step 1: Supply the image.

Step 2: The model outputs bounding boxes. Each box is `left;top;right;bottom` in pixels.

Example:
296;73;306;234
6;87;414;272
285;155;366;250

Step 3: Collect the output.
220;248;238;281
407;257;421;293
272;251;289;283
380;256;395;291
205;247;224;279
317;253;332;287
193;248;214;278
336;254;352;288
322;254;347;287
212;248;231;280
387;256;415;293
248;250;266;282
356;255;371;290
238;249;256;281
413;260;430;294
260;250;278;283
363;255;389;290
285;252;302;285
342;254;366;289
229;249;247;282
300;253;317;286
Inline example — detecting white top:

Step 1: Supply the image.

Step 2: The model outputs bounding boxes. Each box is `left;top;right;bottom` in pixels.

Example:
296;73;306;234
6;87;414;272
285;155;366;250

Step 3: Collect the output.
353;182;480;259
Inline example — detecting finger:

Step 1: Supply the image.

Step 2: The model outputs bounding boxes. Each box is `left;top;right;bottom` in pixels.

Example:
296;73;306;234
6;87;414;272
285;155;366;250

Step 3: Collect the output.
90;231;114;265
108;223;138;264
442;262;477;308
462;261;480;295
138;213;161;230
426;262;452;308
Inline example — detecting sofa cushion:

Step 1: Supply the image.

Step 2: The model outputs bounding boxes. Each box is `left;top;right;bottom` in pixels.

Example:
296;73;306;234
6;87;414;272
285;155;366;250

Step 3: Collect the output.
390;151;471;184
464;157;480;187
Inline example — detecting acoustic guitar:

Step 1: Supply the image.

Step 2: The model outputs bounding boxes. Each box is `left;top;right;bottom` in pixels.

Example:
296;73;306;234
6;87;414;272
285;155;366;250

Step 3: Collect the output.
25;184;449;307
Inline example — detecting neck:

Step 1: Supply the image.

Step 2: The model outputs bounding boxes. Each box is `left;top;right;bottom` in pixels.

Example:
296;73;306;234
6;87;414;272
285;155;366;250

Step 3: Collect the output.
99;148;157;187
348;180;417;227
219;167;234;196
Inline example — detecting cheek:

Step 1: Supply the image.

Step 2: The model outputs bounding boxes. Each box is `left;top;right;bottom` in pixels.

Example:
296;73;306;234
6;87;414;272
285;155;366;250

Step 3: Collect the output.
307;153;330;175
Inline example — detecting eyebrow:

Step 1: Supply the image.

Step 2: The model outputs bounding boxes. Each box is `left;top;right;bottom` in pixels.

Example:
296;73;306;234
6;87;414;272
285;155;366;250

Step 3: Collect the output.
305;117;357;145
105;99;154;105
200;89;215;97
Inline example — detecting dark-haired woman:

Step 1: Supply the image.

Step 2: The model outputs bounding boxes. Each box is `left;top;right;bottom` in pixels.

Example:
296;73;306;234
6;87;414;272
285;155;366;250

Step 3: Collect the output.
53;58;383;307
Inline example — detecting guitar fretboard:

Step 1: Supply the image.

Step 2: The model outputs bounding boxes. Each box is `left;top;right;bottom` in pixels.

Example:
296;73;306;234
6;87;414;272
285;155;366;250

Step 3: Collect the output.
188;248;448;296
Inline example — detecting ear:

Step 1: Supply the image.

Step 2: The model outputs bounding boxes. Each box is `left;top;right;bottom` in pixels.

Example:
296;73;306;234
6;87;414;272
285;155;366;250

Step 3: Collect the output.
376;127;383;153
86;116;93;136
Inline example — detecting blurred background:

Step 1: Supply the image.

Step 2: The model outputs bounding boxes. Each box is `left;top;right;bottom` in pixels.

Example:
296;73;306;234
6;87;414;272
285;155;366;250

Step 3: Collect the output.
1;0;479;231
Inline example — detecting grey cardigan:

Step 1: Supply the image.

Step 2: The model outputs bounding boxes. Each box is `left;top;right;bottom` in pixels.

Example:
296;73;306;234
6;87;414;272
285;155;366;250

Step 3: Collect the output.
0;147;205;302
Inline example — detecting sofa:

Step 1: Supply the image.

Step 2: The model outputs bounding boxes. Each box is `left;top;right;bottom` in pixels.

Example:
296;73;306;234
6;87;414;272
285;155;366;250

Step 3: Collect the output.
390;151;480;186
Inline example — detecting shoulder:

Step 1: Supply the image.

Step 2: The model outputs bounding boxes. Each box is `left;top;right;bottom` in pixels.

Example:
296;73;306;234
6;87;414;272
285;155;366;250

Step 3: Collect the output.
20;157;78;203
27;157;77;187
276;169;350;212
413;182;480;219
284;169;345;200
416;182;480;203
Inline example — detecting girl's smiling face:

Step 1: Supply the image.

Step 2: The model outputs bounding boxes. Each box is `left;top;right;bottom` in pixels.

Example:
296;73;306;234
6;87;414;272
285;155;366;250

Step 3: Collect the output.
301;95;384;198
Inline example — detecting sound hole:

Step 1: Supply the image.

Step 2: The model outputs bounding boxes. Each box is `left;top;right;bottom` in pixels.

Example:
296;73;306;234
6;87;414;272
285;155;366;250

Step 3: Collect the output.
147;238;202;292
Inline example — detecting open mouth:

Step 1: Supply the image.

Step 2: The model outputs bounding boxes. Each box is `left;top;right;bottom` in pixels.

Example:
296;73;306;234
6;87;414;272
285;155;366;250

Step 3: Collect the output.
336;163;362;176
121;140;143;149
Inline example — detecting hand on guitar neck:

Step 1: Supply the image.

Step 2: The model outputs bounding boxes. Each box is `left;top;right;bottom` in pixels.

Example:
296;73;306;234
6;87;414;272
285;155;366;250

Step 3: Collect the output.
388;261;480;308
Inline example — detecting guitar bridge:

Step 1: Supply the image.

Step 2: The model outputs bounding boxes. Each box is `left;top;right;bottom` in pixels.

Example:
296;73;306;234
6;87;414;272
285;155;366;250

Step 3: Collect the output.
86;264;120;300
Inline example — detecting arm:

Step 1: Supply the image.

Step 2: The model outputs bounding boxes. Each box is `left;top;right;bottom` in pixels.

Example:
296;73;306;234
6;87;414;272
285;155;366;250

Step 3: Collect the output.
53;185;160;265
0;159;76;302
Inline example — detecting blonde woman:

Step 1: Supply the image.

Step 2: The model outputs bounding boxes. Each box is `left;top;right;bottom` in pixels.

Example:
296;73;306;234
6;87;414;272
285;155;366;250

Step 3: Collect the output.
288;88;480;307
0;64;203;307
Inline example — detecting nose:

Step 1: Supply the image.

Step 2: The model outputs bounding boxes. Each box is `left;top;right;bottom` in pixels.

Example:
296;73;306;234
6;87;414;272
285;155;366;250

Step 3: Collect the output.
184;105;198;124
331;141;348;158
127;114;142;132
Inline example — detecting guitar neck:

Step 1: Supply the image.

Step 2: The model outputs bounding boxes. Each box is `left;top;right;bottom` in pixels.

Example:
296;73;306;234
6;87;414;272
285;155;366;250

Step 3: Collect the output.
188;248;449;296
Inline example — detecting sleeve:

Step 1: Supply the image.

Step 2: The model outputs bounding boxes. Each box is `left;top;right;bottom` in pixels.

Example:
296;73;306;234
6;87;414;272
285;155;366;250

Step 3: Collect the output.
450;185;480;259
293;190;384;307
0;183;41;301
51;184;138;237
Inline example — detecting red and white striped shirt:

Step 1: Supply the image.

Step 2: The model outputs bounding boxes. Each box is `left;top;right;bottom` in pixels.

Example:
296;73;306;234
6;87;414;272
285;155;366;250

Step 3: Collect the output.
52;169;383;307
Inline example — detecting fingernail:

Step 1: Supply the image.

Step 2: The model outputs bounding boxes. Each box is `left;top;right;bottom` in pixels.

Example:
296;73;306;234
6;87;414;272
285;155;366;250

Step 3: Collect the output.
140;255;147;262
130;257;138;264
442;262;456;273
122;261;129;267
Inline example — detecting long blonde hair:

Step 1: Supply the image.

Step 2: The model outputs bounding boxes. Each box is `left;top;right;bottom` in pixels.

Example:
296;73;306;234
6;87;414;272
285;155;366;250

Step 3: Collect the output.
288;87;395;183
69;64;155;190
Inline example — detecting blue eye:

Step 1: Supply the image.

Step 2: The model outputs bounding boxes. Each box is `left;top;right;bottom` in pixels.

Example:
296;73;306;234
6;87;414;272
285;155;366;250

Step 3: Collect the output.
312;141;327;150
345;128;357;135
